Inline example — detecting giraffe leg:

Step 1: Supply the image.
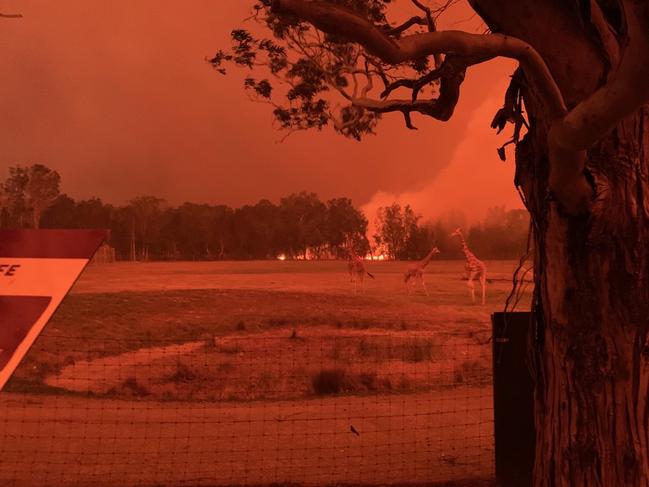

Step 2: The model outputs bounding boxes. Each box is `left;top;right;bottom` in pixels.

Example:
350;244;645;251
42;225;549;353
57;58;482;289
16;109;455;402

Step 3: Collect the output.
467;271;477;303
480;272;486;305
417;272;428;296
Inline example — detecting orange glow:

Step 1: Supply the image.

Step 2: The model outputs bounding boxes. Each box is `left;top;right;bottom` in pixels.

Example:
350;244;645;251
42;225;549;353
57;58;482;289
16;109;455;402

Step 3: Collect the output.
1;1;522;223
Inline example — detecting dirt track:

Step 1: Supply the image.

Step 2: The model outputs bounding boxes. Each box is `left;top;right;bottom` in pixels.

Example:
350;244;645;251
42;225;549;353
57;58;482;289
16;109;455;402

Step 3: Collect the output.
0;388;493;487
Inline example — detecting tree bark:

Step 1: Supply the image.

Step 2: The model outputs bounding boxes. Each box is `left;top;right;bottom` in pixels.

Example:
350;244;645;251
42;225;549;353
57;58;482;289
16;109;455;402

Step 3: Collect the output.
32;207;40;229
516;105;649;487
472;2;649;484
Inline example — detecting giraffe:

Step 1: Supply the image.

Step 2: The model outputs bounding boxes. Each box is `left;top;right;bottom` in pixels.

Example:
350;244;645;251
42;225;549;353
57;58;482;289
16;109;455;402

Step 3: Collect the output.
345;248;375;294
450;228;487;305
404;246;441;295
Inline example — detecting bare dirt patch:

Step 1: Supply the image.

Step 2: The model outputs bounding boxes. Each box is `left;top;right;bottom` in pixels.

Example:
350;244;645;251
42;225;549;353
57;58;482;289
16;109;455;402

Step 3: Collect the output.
44;327;491;402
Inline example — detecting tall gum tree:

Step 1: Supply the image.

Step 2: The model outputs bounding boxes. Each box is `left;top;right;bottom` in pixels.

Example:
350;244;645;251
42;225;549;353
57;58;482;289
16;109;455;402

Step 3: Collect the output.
214;1;649;485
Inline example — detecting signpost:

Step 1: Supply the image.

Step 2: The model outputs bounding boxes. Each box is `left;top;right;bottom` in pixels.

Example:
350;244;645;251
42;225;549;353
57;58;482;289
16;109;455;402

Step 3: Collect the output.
0;229;107;390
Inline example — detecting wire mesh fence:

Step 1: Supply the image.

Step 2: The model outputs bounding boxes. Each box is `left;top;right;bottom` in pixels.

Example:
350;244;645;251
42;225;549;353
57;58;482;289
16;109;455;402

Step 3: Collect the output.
1;327;494;487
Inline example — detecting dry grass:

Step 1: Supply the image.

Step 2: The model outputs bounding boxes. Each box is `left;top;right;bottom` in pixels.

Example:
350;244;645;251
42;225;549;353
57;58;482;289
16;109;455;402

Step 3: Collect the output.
453;359;491;385
6;260;522;398
35;325;490;401
0;260;506;486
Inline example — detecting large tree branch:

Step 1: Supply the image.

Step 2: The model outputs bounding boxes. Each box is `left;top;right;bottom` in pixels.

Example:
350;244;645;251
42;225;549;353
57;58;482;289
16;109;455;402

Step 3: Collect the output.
272;0;567;120
357;56;467;125
409;0;442;68
385;16;427;38
547;0;649;213
588;0;621;72
356;91;455;117
551;1;649;152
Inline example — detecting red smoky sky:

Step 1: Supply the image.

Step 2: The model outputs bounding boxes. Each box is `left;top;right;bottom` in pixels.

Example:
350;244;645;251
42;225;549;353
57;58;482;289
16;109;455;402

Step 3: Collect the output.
1;1;522;223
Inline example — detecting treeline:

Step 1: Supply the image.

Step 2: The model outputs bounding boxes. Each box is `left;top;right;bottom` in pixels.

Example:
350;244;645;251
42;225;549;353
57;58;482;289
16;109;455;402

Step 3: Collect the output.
374;203;531;261
42;193;370;261
0;164;370;260
0;164;530;261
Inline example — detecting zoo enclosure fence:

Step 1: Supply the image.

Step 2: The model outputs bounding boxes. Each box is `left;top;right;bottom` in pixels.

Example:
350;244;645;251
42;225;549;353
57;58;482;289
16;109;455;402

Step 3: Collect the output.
0;328;494;487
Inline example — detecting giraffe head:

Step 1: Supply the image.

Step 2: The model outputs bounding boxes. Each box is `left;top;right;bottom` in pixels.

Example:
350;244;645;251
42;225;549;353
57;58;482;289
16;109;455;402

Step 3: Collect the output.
450;228;463;238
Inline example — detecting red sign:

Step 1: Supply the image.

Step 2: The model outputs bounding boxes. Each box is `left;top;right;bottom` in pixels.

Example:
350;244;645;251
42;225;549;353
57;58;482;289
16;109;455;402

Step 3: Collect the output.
0;229;107;390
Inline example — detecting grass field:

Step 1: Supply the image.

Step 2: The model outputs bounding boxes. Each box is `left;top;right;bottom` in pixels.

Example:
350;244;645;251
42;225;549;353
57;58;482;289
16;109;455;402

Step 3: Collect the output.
0;259;532;487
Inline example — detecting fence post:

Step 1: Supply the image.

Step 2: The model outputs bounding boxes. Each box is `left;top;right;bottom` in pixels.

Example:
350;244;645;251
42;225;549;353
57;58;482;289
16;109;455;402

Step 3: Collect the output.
492;312;535;487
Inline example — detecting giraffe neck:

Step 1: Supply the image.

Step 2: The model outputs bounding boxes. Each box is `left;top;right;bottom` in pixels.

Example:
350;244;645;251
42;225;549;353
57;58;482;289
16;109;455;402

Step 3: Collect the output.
457;232;477;262
420;248;437;268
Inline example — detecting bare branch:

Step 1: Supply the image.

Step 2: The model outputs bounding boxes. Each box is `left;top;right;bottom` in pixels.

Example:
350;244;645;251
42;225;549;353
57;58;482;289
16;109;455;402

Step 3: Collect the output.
380;64;443;100
403;111;417;130
385;16;427;37
410;0;442;67
411;0;435;31
0;13;22;18
351;63;463;123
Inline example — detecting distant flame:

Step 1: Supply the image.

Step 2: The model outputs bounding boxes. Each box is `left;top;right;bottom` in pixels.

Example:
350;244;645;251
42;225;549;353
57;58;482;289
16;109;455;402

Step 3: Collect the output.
365;254;387;261
277;254;287;261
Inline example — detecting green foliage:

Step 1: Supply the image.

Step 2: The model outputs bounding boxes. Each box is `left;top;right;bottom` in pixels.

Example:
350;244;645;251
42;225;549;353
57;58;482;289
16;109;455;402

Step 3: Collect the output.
374;203;432;259
324;197;370;257
431;207;530;260
210;0;418;140
10;165;530;261
1;164;60;228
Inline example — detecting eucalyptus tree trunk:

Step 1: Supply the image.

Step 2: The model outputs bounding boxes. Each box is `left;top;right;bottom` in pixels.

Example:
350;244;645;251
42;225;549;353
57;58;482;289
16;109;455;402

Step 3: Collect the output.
472;1;649;484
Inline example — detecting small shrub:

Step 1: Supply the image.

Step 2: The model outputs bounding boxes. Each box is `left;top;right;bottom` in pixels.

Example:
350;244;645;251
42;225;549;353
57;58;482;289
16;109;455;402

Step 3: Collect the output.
403;338;441;363
268;318;289;327
257;371;274;390
63;355;76;366
357;338;376;358
453;360;488;384
329;341;343;360
358;372;378;391
203;335;218;351
118;377;150;397
165;362;198;383
219;342;242;354
217;361;235;373
398;376;411;391
312;368;347;395
381;377;393;390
